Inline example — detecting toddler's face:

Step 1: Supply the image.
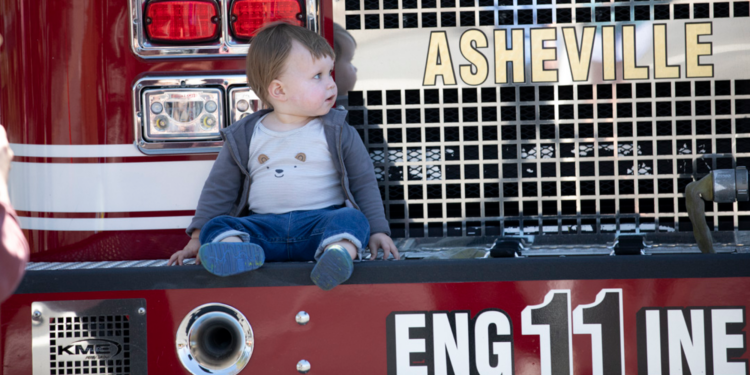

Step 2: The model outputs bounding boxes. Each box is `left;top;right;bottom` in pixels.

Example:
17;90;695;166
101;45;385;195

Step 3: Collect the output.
276;41;337;117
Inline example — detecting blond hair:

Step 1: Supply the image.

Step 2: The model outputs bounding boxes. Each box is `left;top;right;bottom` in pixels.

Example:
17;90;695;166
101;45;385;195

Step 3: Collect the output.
246;22;335;107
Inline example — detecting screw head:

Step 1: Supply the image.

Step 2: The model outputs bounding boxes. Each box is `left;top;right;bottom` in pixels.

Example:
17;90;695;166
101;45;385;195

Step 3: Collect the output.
138;307;146;315
32;310;42;321
296;360;311;373
295;311;310;325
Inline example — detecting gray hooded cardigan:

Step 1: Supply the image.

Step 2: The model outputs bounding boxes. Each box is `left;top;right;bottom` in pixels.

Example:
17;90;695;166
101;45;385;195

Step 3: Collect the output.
186;108;391;237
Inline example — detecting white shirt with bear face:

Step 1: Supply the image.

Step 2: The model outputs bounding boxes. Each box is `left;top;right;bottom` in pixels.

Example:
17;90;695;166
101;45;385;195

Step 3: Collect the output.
246;116;345;214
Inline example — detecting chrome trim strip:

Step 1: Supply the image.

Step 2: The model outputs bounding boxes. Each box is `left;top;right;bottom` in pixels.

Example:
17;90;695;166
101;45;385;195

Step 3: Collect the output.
307;0;319;33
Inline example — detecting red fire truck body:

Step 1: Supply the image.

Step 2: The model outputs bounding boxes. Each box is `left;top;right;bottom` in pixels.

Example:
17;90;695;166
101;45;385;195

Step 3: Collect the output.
3;0;750;374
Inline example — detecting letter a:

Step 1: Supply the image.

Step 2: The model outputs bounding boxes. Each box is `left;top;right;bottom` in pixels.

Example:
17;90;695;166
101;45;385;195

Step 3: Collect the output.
424;31;457;85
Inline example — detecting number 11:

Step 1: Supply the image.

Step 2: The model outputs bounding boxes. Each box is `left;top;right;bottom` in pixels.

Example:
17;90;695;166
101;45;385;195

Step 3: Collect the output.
522;289;625;375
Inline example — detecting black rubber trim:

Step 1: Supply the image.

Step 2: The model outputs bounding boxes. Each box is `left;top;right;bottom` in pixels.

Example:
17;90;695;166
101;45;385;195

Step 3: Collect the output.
15;254;750;294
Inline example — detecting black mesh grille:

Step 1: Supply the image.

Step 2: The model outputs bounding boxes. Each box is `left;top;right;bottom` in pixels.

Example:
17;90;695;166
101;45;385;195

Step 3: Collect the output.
348;78;747;236
343;0;747;29
49;316;132;375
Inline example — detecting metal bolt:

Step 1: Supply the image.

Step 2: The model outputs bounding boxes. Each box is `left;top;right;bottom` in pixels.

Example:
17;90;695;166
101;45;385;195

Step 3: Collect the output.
295;311;310;325
32;310;42;322
138;307;146;316
296;360;311;373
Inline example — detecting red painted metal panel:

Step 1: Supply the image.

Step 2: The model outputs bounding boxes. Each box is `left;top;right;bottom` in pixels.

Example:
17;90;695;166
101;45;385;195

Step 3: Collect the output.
23;229;188;262
0;0;245;146
0;0;337;262
2;277;749;374
13;155;218;164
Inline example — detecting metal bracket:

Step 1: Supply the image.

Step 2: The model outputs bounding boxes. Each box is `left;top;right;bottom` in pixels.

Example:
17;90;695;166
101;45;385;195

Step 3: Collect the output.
489;237;530;258
610;235;649;256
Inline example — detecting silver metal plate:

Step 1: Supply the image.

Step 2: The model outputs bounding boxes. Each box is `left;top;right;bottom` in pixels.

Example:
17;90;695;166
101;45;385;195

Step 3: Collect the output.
713;169;736;203
31;299;147;375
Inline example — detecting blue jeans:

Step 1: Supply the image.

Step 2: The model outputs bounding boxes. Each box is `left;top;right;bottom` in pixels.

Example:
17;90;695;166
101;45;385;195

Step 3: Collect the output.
199;206;370;262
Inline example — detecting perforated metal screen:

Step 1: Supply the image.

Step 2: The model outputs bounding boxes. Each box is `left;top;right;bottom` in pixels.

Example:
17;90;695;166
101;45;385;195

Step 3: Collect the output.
334;0;750;238
31;300;147;375
48;315;132;375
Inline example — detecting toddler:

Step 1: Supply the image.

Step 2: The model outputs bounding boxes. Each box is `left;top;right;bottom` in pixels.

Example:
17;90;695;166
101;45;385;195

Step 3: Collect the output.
168;22;399;290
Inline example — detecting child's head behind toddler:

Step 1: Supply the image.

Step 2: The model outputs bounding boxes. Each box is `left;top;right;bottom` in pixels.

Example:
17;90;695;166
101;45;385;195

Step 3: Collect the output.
246;22;335;109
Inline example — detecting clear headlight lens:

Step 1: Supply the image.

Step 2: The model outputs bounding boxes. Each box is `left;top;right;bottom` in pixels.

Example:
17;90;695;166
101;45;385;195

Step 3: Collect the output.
151;102;164;114
205;100;218;113
229;87;262;124
143;88;223;141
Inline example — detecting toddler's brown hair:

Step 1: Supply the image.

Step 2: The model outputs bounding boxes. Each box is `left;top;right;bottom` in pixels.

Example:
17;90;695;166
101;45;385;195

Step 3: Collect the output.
246;22;335;107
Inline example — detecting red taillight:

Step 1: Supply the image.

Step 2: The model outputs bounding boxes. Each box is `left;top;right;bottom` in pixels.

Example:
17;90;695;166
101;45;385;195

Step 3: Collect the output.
145;0;220;43
230;0;304;40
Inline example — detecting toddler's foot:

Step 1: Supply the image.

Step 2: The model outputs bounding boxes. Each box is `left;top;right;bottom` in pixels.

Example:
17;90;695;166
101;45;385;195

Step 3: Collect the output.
310;244;354;291
199;242;265;277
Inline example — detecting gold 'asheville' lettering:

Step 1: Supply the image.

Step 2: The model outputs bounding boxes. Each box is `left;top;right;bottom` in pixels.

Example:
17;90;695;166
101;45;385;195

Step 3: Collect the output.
531;28;558;82
686;22;714;78
420;23;719;86
562;27;596;82
653;24;680;79
423;31;457;85
494;29;525;83
602;26;616;80
459;29;489;86
623;25;649;80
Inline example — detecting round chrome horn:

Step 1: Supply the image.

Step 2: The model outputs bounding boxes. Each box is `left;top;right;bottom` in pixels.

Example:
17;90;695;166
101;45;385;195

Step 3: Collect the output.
176;303;254;375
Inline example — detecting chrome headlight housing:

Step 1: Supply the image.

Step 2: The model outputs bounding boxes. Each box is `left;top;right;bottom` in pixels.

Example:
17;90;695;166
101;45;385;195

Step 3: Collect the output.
229;87;262;124
143;88;223;141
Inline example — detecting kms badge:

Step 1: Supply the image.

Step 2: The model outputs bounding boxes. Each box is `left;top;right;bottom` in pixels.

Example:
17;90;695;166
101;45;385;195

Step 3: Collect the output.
386;310;515;375
57;339;123;360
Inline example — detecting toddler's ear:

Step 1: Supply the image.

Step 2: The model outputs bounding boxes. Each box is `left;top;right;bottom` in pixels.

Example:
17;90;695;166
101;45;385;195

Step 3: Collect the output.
295;153;306;162
268;79;286;102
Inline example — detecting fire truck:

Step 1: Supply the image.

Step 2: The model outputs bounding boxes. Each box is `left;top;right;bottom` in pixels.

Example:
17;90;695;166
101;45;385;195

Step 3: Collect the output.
2;0;750;374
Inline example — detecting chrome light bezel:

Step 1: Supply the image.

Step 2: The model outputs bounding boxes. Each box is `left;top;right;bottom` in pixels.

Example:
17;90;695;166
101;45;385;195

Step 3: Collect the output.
176;303;254;375
143;88;224;142
129;0;319;59
228;86;264;124
133;75;249;155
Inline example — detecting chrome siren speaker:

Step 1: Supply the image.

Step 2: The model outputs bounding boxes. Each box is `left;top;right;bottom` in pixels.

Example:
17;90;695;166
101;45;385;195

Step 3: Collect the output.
176;303;254;375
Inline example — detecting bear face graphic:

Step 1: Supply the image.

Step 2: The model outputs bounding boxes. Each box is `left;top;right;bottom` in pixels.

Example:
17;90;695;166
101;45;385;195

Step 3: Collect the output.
258;152;306;178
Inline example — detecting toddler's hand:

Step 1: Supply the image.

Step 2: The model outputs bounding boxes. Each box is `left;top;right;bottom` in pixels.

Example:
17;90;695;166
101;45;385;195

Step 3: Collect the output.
168;238;201;266
368;233;400;260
